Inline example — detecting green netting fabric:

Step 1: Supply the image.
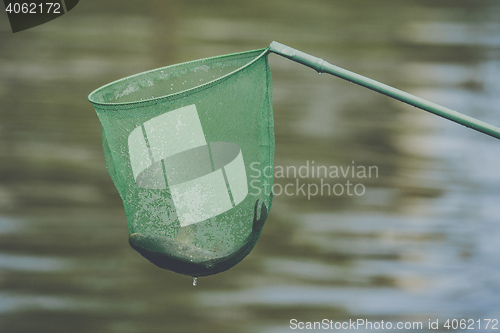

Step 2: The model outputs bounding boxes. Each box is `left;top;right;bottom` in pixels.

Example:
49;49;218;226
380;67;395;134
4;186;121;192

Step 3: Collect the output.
88;48;274;276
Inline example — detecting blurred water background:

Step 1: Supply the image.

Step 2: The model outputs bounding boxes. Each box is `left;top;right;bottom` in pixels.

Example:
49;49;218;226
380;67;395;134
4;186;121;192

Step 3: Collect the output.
1;1;500;332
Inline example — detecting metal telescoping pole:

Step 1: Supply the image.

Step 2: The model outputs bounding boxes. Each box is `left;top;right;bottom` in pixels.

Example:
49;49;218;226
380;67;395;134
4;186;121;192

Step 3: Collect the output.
269;41;500;141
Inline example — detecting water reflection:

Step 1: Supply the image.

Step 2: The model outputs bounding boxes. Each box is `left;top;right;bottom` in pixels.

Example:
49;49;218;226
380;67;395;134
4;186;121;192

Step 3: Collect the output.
1;0;500;332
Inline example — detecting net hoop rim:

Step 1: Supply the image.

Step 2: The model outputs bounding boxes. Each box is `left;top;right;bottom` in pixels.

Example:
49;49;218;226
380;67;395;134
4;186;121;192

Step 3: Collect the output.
88;47;270;108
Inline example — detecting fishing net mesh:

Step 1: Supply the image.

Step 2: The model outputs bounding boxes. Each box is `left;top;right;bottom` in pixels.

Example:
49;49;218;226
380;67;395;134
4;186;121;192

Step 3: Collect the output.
88;48;274;276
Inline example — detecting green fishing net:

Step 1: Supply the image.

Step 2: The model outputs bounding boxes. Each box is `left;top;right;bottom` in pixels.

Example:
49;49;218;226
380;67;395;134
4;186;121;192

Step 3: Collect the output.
88;48;274;277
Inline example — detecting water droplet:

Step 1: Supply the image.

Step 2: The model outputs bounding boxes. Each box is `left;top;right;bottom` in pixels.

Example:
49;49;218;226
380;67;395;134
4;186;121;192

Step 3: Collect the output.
192;276;198;286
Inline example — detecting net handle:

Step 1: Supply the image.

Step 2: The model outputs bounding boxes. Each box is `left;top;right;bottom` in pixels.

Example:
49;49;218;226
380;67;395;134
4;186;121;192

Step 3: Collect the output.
269;41;500;140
